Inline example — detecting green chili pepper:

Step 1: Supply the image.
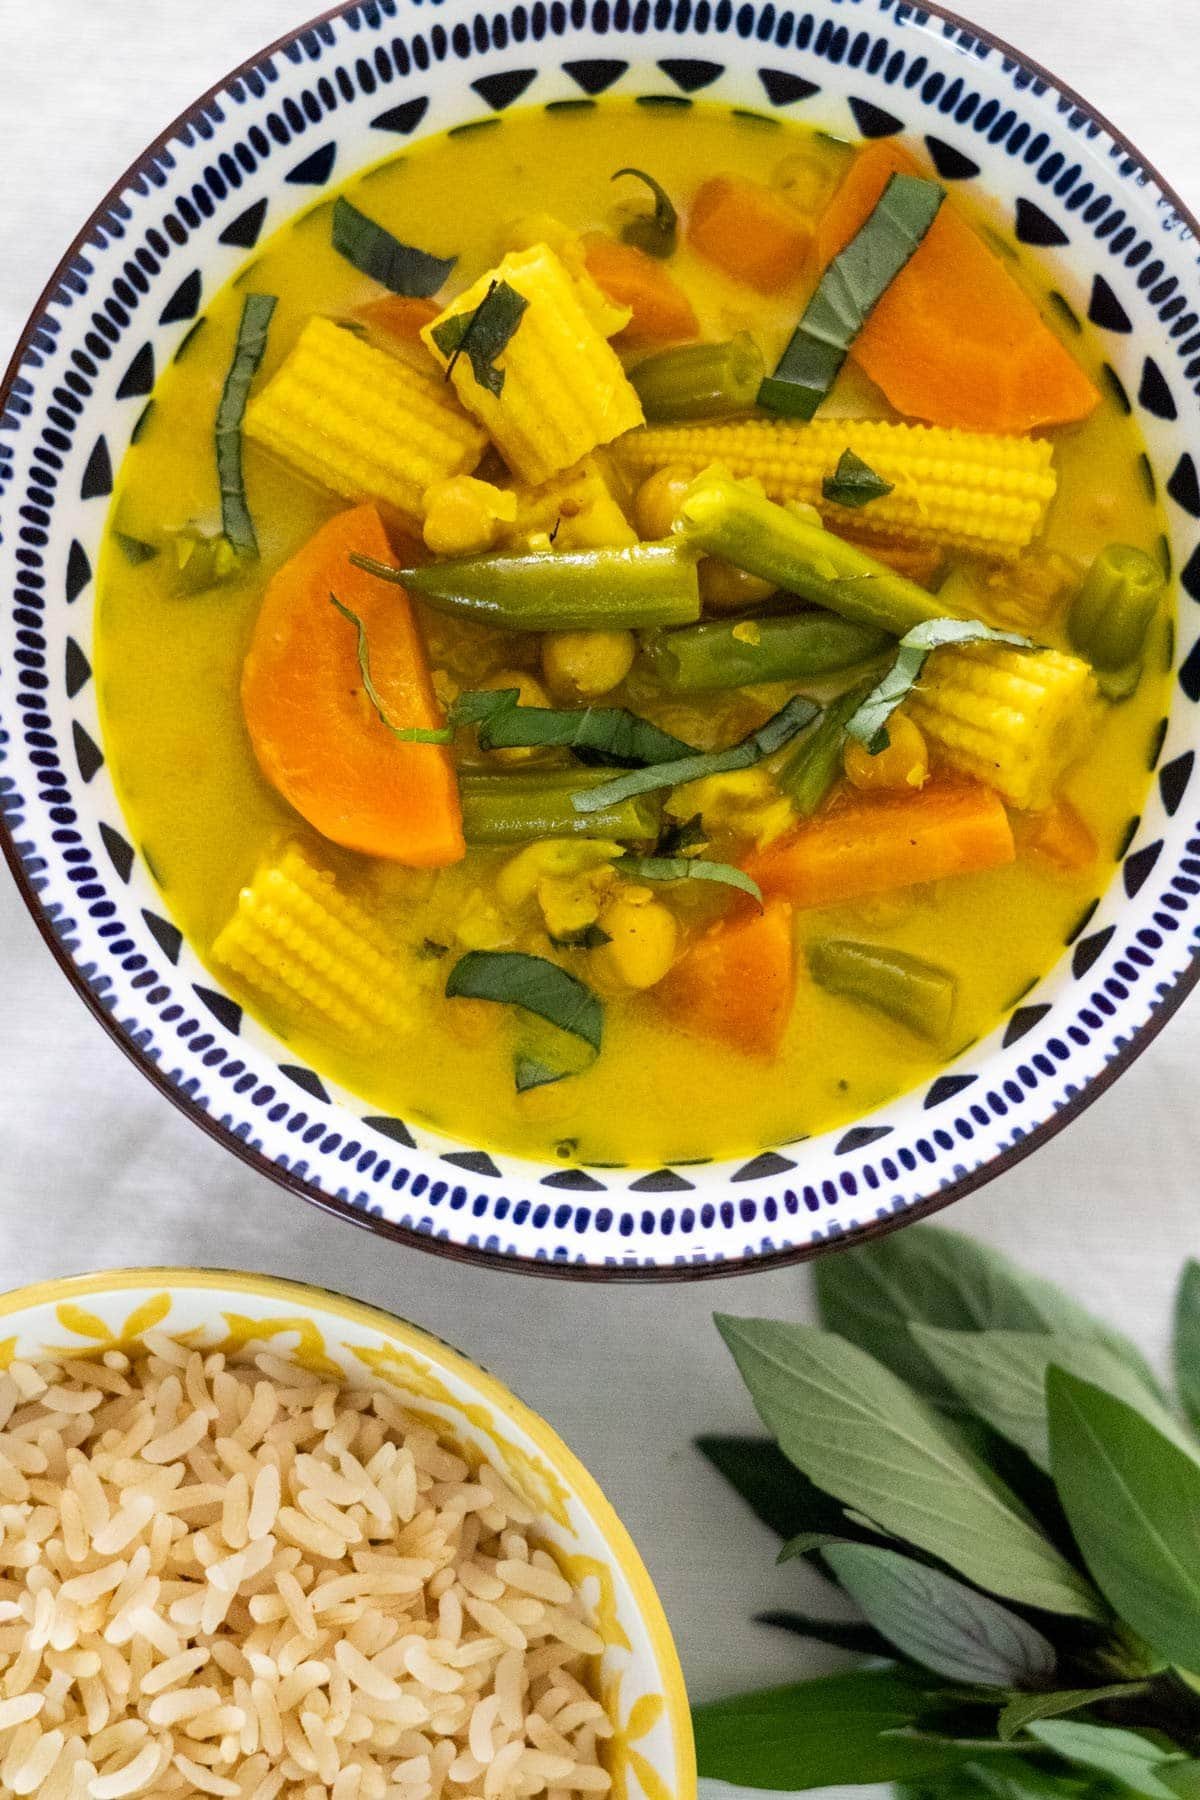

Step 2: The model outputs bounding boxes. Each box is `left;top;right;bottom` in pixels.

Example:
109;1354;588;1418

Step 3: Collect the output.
353;542;701;632
460;769;661;844
676;471;945;637
775;683;873;817
1068;544;1165;672
641;611;890;693
630;334;765;423
808;938;957;1042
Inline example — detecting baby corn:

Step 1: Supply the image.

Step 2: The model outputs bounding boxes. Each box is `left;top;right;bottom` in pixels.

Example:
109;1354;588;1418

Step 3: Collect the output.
613;416;1057;560
423;245;644;485
504;455;637;550
244;317;487;523
213;842;413;1043
908;643;1100;811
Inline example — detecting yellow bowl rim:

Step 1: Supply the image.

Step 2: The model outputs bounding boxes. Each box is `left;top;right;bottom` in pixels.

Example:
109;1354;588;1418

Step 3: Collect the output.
0;1263;696;1798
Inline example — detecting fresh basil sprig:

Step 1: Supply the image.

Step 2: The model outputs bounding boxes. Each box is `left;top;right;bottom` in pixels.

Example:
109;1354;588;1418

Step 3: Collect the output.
696;1228;1200;1794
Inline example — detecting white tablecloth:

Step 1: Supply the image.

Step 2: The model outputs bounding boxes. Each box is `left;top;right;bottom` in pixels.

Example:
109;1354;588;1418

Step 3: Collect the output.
1;0;1197;1750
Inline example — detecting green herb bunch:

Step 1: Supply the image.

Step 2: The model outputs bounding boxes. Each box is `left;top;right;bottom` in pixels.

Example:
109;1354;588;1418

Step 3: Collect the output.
694;1227;1200;1800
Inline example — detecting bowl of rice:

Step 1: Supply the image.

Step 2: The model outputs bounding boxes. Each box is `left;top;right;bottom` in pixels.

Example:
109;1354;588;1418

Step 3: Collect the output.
0;1269;692;1800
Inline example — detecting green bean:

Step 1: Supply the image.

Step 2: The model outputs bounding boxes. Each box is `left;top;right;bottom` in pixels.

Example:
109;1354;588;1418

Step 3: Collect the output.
775;683;873;816
460;769;661;844
641;611;890;693
353;542;701;631
808;938;956;1042
630;334;765;422
1068;544;1165;672
677;470;946;636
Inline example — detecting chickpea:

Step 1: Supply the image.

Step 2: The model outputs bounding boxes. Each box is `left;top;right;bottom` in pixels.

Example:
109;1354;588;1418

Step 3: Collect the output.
542;629;636;701
843;713;930;793
698;557;778;614
422;476;517;557
591;890;679;992
633;465;693;541
479;668;550;765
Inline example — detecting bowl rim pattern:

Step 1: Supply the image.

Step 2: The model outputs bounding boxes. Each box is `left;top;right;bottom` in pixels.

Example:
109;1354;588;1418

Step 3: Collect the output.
3;0;1200;1278
0;1263;696;1797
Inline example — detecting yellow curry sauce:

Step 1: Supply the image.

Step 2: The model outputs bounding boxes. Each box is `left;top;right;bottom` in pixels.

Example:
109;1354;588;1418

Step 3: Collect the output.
96;101;1171;1167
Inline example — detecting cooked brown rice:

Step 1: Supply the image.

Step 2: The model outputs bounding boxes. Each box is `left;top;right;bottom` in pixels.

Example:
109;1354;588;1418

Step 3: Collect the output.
0;1335;613;1799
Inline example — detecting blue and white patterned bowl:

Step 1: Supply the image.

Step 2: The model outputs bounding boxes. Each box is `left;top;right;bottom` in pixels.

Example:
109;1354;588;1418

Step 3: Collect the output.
3;0;1199;1278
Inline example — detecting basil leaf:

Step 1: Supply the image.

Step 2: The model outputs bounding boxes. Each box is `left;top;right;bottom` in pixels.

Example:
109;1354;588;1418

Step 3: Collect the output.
431;280;529;398
572;694;819;814
1157;1764;1200;1800
548;923;612;950
815;1227;1165;1410
455;688;694;768
514;1054;568;1093
613;167;679;258
760;172;944;420
824;1543;1057;1689
1048;1371;1200;1668
998;1685;1149;1744
693;1667;973;1790
1026;1722;1184;1800
113;530;159;566
715;1316;1103;1617
657;813;707;856
823;448;895;510
1173;1259;1200;1434
755;1610;894;1657
695;1435;849;1539
446;951;602;1053
331;197;456;298
912;1328;1182;1474
618;856;762;902
329;596;453;743
169;529;241;598
848;618;1030;754
216;291;276;558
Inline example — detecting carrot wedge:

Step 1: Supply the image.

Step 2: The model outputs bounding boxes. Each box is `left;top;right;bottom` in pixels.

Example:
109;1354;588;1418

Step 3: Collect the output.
354;294;441;344
688;175;812;294
813;142;1100;434
746;783;1014;909
242;504;465;867
657;900;795;1057
582;235;700;343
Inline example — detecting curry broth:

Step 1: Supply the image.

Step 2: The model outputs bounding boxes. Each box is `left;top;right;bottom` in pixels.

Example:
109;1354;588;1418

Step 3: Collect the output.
97;102;1170;1166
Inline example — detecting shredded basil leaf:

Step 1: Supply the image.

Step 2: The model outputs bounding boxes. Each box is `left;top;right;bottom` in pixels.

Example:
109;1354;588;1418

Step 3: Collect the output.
328;594;454;743
822;449;895;511
417;938;450;960
514;1054;569;1094
446;951;603;1053
113;531;159;566
431;280;529;398
619;857;763;902
657;813;708;857
760;174;943;421
331;197;456;299
549;923;613;950
847;618;1031;755
613;167;679;259
455;687;695;768
572;694;820;815
216;292;276;558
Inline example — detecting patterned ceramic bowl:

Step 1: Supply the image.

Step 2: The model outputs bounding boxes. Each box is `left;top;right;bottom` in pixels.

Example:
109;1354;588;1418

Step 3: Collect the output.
3;0;1200;1276
0;1266;694;1799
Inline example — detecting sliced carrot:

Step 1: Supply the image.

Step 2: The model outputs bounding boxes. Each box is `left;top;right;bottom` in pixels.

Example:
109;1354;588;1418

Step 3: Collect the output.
354;294;441;343
745;782;1015;909
688;175;812;294
242;504;464;867
813;142;1100;434
656;900;795;1057
581;235;699;343
1018;798;1098;874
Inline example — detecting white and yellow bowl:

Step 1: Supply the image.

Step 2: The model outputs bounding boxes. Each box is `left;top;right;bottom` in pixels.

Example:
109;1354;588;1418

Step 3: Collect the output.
0;1266;695;1800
